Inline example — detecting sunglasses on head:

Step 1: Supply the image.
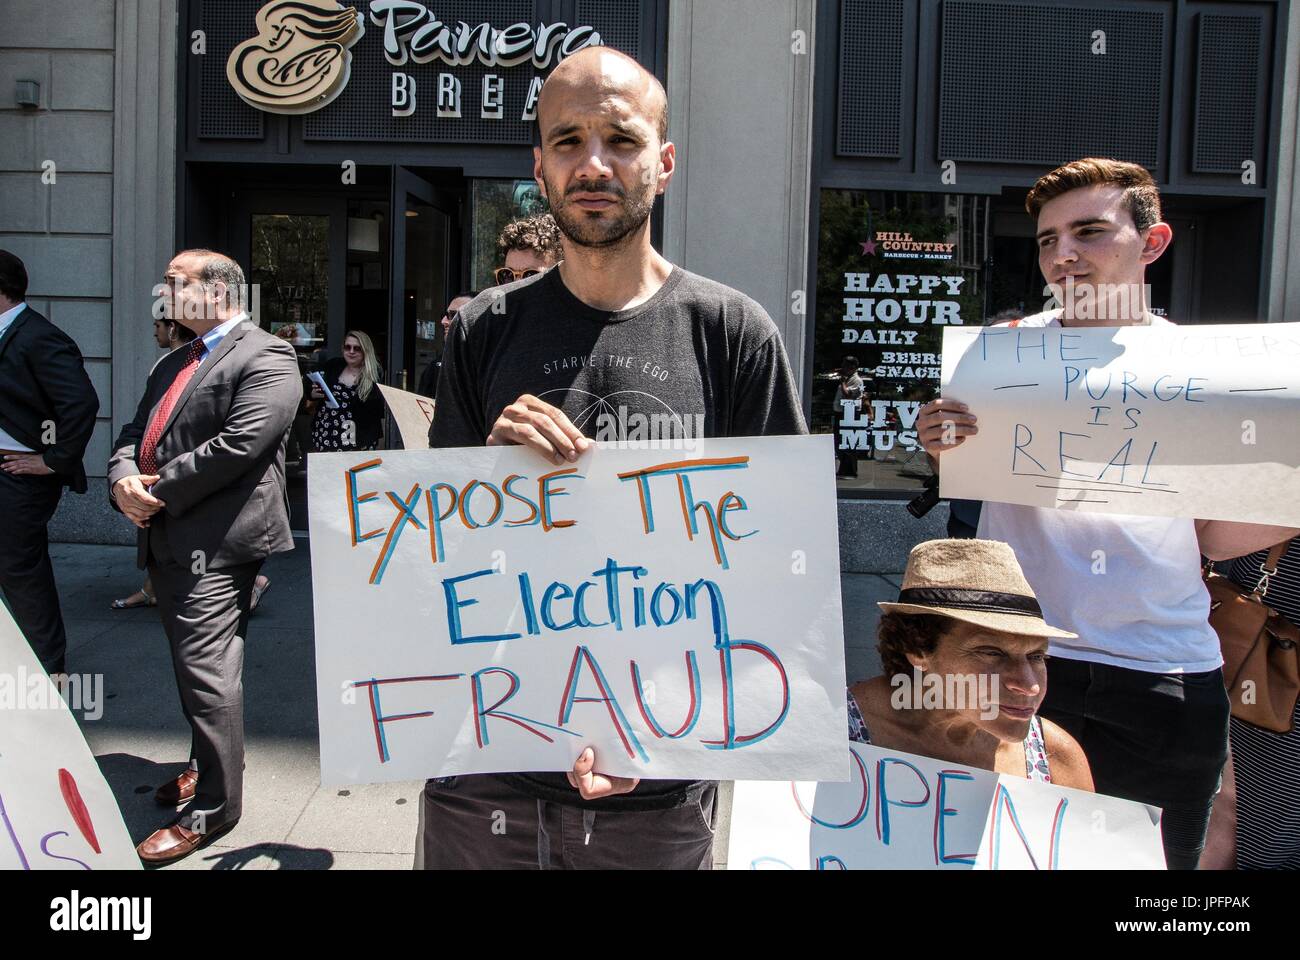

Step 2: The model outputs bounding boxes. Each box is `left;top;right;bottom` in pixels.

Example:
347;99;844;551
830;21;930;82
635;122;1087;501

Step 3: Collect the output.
493;267;541;285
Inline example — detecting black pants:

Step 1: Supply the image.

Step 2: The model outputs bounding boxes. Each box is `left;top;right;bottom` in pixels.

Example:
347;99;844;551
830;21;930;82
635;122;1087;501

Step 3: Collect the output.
1040;657;1230;870
0;470;67;674
417;774;718;870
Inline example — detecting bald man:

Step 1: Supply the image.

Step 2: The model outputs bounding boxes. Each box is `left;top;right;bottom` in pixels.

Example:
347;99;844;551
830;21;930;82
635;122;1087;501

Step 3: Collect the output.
424;48;808;870
110;250;301;865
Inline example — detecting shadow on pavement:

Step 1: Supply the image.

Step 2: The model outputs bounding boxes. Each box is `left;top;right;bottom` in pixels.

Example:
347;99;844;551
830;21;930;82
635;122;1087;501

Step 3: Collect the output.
205;843;335;871
96;752;193;840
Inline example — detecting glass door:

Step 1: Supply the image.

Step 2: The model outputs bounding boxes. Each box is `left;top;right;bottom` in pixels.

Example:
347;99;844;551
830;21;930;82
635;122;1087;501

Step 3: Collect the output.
231;192;347;531
390;169;459;416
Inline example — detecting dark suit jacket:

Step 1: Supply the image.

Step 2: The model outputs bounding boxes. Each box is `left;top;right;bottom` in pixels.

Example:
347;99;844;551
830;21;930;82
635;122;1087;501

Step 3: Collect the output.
0;306;99;492
108;320;302;571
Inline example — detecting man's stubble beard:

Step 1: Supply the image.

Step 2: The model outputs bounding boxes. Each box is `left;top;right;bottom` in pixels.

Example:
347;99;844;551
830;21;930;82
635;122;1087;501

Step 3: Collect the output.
542;169;657;251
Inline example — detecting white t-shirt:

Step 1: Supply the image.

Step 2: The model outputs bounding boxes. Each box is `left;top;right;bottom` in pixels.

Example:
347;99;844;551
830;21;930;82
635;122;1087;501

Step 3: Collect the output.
974;310;1221;674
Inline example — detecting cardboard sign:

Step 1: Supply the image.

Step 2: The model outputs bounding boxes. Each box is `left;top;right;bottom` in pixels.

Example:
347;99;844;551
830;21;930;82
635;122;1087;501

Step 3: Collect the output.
308;436;848;785
729;741;1166;870
377;384;435;450
0;606;140;870
940;323;1300;524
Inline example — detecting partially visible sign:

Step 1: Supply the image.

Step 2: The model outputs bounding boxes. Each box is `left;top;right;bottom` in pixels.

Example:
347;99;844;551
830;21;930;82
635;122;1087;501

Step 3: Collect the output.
728;742;1166;870
939;323;1300;524
227;0;366;116
377;383;434;450
0;606;140;870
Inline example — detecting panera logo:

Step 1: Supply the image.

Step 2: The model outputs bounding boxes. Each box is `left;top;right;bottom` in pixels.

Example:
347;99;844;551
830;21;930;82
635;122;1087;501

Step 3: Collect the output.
227;0;365;115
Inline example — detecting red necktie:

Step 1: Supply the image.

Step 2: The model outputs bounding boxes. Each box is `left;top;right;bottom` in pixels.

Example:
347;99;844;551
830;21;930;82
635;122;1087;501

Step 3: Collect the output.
138;339;205;476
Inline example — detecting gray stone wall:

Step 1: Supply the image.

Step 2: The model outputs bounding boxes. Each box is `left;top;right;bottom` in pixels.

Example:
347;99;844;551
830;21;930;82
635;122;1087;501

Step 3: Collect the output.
2;1;177;546
662;0;816;386
0;0;118;491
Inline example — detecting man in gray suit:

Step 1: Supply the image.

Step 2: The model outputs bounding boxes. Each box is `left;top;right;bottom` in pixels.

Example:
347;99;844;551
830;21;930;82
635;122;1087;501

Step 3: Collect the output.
109;249;301;866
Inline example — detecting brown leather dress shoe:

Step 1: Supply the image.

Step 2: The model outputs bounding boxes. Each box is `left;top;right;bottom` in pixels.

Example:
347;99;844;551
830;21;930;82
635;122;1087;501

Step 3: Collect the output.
154;769;199;806
136;820;236;866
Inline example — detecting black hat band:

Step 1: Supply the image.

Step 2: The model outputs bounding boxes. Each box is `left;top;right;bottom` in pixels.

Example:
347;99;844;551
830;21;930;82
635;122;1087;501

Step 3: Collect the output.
896;587;1043;618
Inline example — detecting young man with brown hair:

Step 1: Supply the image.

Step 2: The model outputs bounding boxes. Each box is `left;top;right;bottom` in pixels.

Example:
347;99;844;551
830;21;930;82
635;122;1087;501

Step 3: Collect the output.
917;158;1298;869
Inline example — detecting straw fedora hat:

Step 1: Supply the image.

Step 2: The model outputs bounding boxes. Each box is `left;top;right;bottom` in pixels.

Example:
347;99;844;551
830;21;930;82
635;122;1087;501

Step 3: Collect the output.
877;539;1077;639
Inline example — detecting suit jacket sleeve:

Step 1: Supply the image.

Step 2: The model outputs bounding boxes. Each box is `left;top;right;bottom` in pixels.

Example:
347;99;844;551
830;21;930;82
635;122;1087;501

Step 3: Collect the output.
107;362;165;511
151;339;302;518
34;325;100;476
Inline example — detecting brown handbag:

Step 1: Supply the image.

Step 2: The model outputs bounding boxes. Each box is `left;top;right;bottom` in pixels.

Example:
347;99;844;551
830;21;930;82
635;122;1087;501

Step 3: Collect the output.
1204;539;1300;733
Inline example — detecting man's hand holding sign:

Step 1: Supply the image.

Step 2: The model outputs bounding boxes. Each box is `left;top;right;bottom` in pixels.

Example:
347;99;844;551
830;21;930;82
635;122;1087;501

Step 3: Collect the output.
493;393;627;801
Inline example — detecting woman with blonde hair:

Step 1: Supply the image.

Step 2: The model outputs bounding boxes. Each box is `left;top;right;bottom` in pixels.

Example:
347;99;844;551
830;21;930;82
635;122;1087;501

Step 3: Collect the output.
309;329;385;451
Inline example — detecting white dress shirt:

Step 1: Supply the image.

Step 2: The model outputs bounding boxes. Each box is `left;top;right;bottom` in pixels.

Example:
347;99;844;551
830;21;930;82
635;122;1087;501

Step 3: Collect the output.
195;313;249;366
0;301;35;452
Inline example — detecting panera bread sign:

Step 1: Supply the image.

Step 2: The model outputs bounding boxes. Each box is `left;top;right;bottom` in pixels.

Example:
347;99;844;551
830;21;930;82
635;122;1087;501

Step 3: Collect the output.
227;0;603;118
227;0;366;114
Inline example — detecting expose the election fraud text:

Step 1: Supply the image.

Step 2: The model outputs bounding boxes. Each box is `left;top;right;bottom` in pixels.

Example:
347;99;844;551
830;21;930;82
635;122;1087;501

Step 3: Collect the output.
308;436;849;785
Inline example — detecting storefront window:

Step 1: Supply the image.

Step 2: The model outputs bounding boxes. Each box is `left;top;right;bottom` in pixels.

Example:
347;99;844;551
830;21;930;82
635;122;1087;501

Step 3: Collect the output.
815;190;992;494
250;213;330;357
470;179;550;290
345;199;389;368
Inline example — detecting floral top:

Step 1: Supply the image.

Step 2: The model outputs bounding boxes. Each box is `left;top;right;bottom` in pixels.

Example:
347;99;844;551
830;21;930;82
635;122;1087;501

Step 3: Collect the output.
312;378;379;452
847;690;1052;783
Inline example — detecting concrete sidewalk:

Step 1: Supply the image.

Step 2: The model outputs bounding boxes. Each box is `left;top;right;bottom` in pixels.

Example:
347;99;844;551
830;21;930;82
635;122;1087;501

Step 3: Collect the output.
50;541;897;870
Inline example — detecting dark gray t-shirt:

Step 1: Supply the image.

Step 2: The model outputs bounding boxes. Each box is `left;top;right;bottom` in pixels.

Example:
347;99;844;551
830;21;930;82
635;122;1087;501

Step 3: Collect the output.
430;265;807;810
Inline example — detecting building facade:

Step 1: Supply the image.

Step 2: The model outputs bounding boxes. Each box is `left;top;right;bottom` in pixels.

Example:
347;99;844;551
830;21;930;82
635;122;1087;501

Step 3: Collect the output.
0;0;1295;569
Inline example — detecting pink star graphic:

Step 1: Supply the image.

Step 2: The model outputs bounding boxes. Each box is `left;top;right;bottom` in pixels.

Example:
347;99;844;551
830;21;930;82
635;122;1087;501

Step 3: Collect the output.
860;239;877;255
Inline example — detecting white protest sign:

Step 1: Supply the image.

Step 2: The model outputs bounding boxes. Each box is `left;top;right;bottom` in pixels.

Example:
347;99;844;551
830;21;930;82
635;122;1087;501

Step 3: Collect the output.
729;741;1166;870
308;436;848;785
939;323;1300;524
377;384;434;450
0;605;140;870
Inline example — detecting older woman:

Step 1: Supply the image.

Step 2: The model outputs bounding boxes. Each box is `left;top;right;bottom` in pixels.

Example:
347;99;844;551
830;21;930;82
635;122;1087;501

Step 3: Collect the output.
849;539;1094;790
